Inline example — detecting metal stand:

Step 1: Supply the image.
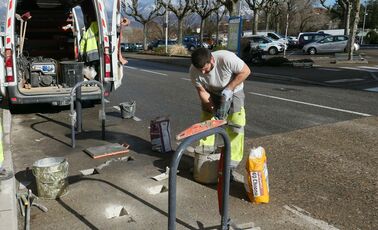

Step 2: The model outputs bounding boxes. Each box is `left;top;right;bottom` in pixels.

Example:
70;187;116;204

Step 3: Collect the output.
70;80;106;148
168;127;231;230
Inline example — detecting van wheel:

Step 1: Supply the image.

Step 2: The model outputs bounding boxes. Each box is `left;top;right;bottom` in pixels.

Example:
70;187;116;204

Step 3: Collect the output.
268;47;278;55
308;47;317;55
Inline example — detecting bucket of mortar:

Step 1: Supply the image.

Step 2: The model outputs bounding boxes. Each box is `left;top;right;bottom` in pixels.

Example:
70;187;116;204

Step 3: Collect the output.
32;157;69;199
193;146;220;184
119;101;136;119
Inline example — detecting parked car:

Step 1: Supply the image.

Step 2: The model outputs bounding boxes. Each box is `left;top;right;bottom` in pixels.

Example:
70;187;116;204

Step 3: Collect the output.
247;35;285;55
297;32;330;48
120;43;133;52
303;35;360;55
183;35;208;51
148;39;177;50
256;31;288;49
134;43;143;51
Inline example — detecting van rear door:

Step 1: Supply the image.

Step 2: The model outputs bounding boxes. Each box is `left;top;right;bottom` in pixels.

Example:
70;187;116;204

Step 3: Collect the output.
107;0;124;90
0;30;5;97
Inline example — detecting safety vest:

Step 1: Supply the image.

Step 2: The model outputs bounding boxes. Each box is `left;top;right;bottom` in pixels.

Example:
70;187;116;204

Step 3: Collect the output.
80;22;99;62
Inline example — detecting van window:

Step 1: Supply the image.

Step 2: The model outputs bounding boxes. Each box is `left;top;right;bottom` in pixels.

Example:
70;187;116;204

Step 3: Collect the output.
105;0;115;29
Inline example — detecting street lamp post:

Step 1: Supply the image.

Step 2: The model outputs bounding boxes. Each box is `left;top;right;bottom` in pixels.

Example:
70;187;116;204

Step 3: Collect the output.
165;8;168;54
361;0;367;45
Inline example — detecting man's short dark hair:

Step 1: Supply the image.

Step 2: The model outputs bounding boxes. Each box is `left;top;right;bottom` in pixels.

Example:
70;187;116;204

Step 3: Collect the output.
191;48;212;69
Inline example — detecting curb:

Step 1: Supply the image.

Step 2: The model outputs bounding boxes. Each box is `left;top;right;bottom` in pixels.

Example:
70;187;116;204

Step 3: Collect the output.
0;108;17;230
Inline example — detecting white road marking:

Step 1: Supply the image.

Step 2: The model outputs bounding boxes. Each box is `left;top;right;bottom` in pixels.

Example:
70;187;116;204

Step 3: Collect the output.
181;78;191;81
140;69;168;76
340;66;378;72
325;78;364;83
284;205;339;230
125;66;167;76
112;106;120;111
365;87;378;92
125;66;137;70
248;92;372;117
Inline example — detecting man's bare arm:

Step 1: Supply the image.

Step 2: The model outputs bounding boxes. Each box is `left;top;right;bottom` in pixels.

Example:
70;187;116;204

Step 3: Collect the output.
226;64;251;91
196;85;214;113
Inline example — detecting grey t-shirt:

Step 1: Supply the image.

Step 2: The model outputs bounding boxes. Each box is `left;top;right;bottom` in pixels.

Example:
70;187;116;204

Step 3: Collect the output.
189;50;246;95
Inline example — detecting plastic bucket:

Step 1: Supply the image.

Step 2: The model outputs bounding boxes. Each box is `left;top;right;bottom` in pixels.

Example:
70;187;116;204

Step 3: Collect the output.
119;101;136;119
32;157;69;199
193;146;220;184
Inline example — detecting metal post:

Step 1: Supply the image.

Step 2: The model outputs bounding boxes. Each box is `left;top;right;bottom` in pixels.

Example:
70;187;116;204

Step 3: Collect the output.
361;0;367;45
165;7;168;54
74;71;82;133
168;127;231;230
70;80;106;148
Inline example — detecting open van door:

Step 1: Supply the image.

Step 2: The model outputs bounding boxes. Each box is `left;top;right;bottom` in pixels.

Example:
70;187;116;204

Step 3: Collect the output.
108;0;124;90
0;30;5;97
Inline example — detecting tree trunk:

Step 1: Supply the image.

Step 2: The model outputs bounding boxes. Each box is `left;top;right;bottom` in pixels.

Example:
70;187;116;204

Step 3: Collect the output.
252;13;259;34
344;3;351;36
143;23;148;51
265;12;270;32
347;0;360;61
178;18;183;45
200;18;204;42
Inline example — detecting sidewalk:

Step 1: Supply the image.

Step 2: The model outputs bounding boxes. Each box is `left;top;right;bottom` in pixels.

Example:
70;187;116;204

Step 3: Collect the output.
0;108;17;230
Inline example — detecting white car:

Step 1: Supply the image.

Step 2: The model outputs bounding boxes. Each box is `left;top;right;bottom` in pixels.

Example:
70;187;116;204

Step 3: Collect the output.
248;35;285;55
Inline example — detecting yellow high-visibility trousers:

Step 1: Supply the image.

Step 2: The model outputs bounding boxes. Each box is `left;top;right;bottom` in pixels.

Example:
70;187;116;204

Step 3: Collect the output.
200;107;245;167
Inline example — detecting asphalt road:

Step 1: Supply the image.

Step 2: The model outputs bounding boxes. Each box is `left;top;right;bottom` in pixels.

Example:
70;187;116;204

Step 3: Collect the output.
117;58;378;138
9;58;378;229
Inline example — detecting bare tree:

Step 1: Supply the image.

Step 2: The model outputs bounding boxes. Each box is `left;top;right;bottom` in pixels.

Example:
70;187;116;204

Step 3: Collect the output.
126;0;164;50
262;0;279;32
159;0;193;45
320;0;352;35
244;0;266;34
214;6;227;45
217;0;239;16
193;0;221;42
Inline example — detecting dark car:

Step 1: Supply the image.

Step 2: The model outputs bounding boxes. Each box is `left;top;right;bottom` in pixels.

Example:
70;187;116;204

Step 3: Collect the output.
148;39;177;50
120;43;140;52
183;35;208;51
297;32;330;48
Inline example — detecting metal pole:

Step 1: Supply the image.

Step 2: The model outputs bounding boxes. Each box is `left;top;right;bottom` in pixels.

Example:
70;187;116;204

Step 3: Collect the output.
75;71;82;133
168;127;231;230
70;80;105;148
165;8;168;54
361;0;367;45
284;12;289;58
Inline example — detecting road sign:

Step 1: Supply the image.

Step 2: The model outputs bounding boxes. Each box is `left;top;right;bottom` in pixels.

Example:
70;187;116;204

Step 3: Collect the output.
227;16;242;56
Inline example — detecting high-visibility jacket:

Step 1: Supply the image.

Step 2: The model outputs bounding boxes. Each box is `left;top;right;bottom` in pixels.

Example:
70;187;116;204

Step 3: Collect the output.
80;22;99;62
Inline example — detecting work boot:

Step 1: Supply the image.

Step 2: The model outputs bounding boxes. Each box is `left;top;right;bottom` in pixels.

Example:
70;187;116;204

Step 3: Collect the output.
0;168;13;181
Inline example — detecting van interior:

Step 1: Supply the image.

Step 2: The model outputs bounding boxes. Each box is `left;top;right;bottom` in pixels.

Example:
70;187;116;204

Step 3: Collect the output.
14;0;99;93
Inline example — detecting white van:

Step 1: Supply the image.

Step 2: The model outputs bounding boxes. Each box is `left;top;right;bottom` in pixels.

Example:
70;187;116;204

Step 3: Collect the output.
0;0;125;109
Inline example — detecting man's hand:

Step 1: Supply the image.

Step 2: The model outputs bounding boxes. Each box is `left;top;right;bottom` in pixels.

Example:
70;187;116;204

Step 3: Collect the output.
221;88;233;101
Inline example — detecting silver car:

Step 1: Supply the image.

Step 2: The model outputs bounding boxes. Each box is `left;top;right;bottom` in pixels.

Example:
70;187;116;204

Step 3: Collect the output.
303;35;360;55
